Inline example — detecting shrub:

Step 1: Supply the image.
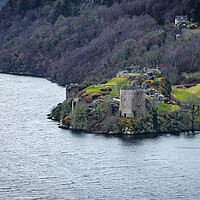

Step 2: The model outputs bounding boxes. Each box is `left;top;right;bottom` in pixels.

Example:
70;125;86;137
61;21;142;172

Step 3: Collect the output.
71;104;88;131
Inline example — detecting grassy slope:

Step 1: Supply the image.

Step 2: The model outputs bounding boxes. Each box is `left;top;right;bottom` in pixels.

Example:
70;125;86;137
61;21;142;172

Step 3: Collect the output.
182;71;200;79
84;77;130;98
86;85;116;97
159;103;179;113
107;77;131;94
172;84;200;103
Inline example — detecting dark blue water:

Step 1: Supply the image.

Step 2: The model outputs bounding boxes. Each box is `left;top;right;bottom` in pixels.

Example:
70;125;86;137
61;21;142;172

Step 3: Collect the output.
0;73;200;200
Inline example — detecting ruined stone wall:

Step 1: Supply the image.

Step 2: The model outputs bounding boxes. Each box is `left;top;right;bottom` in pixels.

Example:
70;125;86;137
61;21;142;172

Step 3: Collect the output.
66;84;78;100
120;90;133;118
120;89;146;118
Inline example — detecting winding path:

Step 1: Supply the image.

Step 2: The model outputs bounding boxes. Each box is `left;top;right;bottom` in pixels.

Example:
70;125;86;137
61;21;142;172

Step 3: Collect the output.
114;84;120;98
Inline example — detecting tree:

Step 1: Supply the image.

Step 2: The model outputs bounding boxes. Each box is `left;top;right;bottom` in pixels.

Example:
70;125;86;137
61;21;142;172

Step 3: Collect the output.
19;0;29;12
187;94;200;132
193;2;200;23
71;104;88;130
152;106;159;132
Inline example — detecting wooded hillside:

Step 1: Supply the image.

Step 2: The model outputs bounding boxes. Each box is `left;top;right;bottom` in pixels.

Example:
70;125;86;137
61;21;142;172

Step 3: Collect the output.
0;0;7;9
0;0;200;86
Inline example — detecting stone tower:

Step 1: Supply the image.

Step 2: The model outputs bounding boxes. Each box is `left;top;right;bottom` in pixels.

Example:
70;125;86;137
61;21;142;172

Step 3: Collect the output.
120;83;146;118
66;83;78;100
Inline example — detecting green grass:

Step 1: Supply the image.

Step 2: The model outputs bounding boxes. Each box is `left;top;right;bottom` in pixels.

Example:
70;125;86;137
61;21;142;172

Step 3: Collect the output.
84;77;132;99
84;84;117;98
85;85;105;95
181;71;200;79
158;103;180;114
106;77;129;84
188;83;200;94
107;77;132;94
123;73;140;76
107;85;116;97
172;84;200;103
172;89;192;103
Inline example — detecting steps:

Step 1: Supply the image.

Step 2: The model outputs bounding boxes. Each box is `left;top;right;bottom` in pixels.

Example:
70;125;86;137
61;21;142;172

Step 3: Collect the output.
114;84;120;98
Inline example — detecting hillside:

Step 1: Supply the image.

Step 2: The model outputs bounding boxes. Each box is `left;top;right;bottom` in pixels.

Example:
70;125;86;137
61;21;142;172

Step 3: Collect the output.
0;0;7;10
0;0;200;86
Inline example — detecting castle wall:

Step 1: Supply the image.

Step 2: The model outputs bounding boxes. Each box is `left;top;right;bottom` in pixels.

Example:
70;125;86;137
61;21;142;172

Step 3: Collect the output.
66;84;78;100
120;89;146;118
120;90;133;118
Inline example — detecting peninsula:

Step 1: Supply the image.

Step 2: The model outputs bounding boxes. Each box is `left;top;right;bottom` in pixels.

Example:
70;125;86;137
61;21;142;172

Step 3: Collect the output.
50;66;200;135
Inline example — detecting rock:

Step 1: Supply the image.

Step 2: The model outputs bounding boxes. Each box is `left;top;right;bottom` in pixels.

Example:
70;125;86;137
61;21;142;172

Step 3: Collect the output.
89;99;105;107
107;101;120;114
104;95;112;100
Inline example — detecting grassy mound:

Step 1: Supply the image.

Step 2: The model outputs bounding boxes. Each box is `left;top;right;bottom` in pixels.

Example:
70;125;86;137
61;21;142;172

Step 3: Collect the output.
172;84;200;103
107;77;131;94
80;77;132;102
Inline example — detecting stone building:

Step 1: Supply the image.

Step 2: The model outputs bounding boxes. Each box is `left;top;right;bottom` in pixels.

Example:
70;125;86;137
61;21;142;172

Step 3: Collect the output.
116;65;142;78
120;82;146;118
66;83;78;100
116;70;129;78
175;15;190;26
125;65;141;73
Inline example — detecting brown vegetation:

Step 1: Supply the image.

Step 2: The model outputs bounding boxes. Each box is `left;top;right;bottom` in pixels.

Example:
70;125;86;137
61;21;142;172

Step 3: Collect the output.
0;0;200;86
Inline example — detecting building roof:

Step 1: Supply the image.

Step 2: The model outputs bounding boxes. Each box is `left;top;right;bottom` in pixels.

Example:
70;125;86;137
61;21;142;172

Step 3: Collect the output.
175;15;190;24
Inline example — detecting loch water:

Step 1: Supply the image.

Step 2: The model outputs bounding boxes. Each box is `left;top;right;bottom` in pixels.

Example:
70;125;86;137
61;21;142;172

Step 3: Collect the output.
0;73;200;200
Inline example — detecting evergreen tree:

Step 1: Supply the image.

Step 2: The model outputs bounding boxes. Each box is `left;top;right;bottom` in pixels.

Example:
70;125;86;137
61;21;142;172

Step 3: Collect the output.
193;2;200;22
20;0;29;12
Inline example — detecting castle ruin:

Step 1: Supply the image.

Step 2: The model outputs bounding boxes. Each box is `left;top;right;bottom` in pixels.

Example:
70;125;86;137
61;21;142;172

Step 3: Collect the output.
66;83;78;100
120;82;146;118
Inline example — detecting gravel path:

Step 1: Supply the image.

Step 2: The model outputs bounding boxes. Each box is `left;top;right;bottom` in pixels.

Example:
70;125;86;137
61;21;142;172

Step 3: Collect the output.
114;84;120;98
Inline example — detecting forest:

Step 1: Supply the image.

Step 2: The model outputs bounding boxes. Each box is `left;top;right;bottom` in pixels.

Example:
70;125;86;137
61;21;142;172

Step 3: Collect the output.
0;0;7;9
0;0;200;86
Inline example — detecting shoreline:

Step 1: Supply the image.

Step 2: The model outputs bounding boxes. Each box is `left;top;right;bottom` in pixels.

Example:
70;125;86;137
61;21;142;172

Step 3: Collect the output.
48;115;200;137
57;121;200;136
0;71;66;87
0;71;43;78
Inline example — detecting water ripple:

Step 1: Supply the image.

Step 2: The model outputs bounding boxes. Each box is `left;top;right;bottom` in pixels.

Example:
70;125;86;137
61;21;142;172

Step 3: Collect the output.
0;74;200;199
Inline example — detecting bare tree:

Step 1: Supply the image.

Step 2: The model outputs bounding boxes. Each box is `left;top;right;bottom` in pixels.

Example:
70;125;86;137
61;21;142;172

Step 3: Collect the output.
187;95;200;132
